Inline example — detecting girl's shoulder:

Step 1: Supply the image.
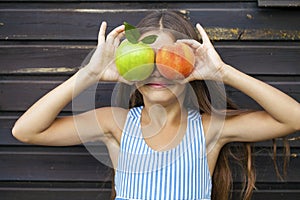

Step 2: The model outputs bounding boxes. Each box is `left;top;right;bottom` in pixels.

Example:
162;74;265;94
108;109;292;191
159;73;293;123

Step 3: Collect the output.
94;106;130;143
200;112;228;147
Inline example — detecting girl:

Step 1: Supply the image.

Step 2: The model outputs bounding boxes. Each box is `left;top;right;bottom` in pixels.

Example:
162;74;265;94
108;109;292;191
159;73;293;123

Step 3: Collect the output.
12;11;300;200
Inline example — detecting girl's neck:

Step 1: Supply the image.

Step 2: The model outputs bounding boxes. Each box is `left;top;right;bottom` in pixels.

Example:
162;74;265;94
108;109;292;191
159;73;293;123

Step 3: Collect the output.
141;100;187;132
140;102;188;152
143;101;185;122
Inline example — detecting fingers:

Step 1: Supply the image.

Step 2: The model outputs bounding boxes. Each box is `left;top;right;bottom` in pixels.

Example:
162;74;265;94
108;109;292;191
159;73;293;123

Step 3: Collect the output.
177;39;202;49
114;30;125;46
98;21;107;46
196;23;210;44
97;22;125;46
106;24;125;45
177;23;210;49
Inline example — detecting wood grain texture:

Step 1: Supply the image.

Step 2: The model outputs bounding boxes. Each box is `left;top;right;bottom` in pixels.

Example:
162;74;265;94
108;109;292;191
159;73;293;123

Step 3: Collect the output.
0;1;299;199
1;2;299;41
258;0;300;7
1;43;300;75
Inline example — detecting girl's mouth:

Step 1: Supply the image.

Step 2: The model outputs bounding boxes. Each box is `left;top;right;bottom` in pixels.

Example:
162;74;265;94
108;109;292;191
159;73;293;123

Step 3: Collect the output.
138;77;176;89
146;82;169;89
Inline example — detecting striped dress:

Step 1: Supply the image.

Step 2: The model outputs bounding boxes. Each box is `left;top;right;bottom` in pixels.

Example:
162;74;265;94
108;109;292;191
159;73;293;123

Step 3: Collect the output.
114;106;212;200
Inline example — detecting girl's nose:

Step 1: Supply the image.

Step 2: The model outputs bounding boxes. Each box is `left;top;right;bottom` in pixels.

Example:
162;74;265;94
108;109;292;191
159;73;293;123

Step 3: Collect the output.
151;65;161;77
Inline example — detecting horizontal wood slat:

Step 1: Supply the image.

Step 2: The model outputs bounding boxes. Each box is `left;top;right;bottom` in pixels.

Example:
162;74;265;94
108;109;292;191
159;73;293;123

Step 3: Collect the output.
2;117;299;147
1;185;299;200
239;190;300;199
0;45;92;74
1;80;299;111
0;81;115;112
0;151;113;181
0;3;299;41
0;0;252;2
1;43;300;75
0;145;299;182
2;182;300;200
258;0;300;7
0;182;112;200
227;82;300;109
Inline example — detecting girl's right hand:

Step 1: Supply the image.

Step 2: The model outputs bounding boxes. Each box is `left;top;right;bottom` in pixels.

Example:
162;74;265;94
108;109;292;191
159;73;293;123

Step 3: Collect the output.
84;22;129;83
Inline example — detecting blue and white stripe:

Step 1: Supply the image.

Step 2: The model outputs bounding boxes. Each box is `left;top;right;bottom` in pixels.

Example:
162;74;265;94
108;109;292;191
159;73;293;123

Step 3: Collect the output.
115;106;212;200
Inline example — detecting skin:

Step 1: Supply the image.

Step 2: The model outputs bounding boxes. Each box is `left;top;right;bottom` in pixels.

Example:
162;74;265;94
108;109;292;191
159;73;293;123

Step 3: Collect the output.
12;22;300;176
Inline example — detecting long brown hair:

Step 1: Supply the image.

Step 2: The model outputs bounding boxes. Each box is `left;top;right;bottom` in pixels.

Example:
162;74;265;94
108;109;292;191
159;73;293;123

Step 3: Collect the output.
111;10;290;200
112;10;256;200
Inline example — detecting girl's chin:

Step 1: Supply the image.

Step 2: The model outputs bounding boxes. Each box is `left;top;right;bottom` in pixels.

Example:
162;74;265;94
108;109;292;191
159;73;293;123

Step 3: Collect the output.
140;88;186;105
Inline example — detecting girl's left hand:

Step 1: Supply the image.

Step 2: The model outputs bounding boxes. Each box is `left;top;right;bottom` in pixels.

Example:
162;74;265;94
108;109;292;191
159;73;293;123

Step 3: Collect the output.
178;23;226;82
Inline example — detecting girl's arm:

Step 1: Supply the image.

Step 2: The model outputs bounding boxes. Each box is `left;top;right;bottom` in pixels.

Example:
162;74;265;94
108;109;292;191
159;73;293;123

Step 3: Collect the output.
181;24;300;143
12;22;126;146
221;64;300;142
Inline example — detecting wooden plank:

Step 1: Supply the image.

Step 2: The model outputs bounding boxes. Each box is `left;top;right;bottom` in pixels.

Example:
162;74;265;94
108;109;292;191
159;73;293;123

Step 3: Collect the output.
1;44;300;76
234;190;300;199
226;82;300;109
0;3;299;41
0;45;93;74
258;0;300;7
231;150;300;182
0;182;112;200
1;80;299;111
0;80;115;112
1;116;300;146
2;182;299;200
215;44;300;75
0;0;252;2
0;190;112;200
0;151;113;181
2;44;92;76
0;184;300;200
1;183;299;200
233;181;300;199
188;9;300;41
0;117;21;145
0;147;299;182
0;9;149;40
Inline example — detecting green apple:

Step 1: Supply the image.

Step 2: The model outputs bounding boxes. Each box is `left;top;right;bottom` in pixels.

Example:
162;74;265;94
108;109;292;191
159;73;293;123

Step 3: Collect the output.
115;40;155;81
115;22;157;81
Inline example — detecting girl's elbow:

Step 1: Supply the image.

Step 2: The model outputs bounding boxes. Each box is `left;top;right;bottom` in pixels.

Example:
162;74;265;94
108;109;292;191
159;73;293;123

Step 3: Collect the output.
295;123;300;132
287;120;300;134
12;125;32;144
294;107;300;131
290;120;300;134
289;106;300;132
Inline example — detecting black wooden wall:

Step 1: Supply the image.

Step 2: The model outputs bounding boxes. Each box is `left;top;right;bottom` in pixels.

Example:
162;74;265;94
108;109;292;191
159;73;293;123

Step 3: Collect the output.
0;0;300;199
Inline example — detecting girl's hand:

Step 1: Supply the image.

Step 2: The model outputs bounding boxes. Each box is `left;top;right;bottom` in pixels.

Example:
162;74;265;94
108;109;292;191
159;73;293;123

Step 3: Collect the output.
84;22;130;84
178;23;226;82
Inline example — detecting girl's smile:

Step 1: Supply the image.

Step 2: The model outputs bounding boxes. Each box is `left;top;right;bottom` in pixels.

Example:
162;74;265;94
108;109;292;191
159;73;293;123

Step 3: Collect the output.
144;78;175;89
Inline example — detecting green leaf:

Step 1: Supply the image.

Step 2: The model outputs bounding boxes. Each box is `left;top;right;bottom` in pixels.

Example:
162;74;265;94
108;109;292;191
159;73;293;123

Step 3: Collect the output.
141;35;158;44
124;22;140;44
